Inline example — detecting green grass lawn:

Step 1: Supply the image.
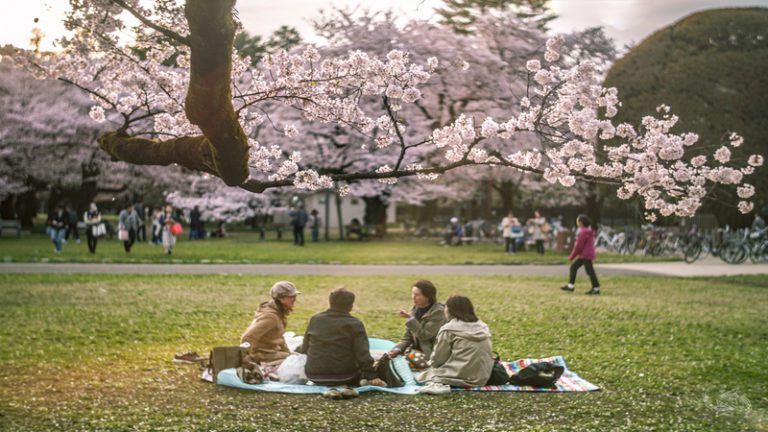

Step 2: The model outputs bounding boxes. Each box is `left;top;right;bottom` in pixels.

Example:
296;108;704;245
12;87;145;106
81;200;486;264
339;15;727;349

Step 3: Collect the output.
1;273;766;431
0;231;677;265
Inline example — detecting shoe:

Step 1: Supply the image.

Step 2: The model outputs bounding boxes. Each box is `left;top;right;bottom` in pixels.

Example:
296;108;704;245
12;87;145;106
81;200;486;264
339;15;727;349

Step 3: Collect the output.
586;287;601;295
322;388;343;400
360;378;387;387
417;382;451;395
560;285;574;292
339;386;359;399
173;351;206;364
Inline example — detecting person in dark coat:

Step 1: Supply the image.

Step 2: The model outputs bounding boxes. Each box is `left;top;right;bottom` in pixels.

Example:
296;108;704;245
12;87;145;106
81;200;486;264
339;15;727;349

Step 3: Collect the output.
297;288;379;398
289;205;308;246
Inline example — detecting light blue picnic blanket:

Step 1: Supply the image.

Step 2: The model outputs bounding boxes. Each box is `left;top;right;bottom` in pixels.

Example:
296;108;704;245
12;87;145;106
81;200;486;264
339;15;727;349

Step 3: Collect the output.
216;338;600;394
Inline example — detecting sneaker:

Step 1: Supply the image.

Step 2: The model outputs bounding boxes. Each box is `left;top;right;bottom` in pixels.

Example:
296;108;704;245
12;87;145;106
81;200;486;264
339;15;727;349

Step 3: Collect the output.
173;351;205;364
586;287;601;295
417;382;451;395
322;388;343;400
560;285;574;292
339;386;359;399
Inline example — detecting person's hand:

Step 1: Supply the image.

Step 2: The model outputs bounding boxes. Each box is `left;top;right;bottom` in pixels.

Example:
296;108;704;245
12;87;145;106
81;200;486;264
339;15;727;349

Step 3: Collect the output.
386;348;401;358
398;309;412;319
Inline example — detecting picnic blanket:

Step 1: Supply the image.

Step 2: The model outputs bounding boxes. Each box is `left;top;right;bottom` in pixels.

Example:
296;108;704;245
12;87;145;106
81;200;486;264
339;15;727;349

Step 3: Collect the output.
216;338;600;394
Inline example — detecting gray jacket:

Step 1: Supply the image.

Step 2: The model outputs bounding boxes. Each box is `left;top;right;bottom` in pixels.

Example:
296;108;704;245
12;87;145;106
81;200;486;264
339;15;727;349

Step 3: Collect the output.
119;209;140;231
394;302;446;359
416;319;494;387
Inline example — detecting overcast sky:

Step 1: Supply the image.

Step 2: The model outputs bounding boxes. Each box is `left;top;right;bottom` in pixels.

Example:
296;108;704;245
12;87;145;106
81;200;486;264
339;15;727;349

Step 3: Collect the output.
2;0;767;51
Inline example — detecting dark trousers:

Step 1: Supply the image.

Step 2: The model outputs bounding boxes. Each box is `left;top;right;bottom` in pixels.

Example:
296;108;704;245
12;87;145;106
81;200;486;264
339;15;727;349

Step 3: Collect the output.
86;228;98;253
569;259;600;288
137;224;146;242
293;225;305;246
505;237;517;253
65;224;79;241
535;239;545;255
123;228;136;252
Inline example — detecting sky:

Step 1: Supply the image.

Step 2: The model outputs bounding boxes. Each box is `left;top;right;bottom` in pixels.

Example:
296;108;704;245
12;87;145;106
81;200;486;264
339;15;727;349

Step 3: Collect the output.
1;0;767;52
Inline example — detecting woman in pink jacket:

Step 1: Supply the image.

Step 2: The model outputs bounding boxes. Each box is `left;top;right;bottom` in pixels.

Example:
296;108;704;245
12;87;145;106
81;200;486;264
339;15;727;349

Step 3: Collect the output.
561;215;601;295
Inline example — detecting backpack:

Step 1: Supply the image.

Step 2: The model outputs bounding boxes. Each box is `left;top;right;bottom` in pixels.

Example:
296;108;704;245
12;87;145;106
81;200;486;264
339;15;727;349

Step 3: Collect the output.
374;355;406;388
485;353;510;386
508;361;564;388
209;346;245;378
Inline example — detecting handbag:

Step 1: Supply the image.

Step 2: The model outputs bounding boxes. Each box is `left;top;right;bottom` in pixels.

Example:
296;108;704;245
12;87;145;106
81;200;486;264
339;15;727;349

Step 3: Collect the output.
404;348;428;370
209;346;246;379
508;361;564;388
374;354;405;388
118;227;129;241
485;352;509;386
170;222;183;236
93;223;107;238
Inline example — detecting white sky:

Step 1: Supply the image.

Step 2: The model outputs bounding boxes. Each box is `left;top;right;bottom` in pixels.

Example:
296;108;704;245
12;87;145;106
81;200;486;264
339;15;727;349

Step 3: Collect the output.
1;0;767;51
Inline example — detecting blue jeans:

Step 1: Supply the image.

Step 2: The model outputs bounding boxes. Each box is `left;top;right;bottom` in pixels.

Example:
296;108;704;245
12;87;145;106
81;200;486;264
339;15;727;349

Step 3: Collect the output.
50;228;65;252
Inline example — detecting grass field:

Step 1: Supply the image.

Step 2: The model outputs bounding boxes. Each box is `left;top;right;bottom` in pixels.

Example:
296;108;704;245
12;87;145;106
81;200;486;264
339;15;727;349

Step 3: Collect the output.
0;231;677;265
1;273;766;431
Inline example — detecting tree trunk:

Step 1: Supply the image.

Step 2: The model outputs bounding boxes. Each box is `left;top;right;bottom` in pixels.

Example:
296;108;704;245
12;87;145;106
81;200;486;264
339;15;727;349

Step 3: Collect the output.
324;190;331;241
335;193;344;240
363;195;389;236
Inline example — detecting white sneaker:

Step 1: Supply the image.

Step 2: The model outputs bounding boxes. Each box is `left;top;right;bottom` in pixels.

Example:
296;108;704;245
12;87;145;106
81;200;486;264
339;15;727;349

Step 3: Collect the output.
416;382;451;395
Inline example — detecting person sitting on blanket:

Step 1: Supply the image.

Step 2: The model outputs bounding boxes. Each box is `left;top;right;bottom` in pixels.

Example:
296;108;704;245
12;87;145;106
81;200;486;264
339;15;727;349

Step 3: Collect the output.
296;288;384;399
240;281;299;366
387;280;446;367
416;295;494;393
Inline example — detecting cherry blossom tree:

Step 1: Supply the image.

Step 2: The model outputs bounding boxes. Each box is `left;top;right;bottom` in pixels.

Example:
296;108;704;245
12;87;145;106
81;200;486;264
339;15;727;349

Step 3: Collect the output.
12;0;763;221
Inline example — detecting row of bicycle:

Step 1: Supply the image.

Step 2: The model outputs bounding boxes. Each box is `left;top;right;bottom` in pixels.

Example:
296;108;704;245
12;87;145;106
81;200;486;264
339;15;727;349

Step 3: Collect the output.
595;224;768;264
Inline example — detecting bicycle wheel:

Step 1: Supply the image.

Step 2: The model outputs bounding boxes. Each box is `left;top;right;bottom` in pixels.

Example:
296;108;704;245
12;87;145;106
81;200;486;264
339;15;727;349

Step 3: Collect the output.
684;243;702;264
721;243;748;264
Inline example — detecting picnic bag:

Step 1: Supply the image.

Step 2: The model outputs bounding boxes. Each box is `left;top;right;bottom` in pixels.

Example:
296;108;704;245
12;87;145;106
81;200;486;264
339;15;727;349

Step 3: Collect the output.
485;353;509;386
374;354;405;388
507;361;564;388
209;346;246;379
404;348;428;370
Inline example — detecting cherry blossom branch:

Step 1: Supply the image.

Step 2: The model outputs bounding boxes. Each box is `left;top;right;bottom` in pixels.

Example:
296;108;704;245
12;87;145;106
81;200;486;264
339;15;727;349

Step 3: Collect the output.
110;0;190;46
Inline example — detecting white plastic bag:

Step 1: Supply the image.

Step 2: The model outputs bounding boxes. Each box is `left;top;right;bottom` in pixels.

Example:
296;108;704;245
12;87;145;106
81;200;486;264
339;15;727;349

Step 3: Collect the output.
276;353;307;384
283;332;304;353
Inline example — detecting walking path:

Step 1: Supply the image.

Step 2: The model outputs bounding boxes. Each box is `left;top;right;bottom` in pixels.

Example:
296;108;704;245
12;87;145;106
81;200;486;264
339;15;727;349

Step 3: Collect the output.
1;257;766;277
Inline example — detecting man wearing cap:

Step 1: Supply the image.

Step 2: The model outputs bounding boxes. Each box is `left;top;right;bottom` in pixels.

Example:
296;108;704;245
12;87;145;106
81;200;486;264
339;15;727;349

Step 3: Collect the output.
240;281;300;364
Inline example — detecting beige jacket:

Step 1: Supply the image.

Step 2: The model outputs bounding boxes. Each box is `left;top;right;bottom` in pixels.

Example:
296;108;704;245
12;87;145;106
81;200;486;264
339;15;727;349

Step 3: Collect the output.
240;300;291;363
394;303;446;359
416;319;494;387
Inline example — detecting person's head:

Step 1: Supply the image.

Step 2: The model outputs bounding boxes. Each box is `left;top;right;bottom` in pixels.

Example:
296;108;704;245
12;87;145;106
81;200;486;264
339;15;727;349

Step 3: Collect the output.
270;280;300;312
127;204;134;211
311;209;318;216
89;203;97;212
507;211;514;218
328;288;355;313
576;214;591;228
534;210;541;218
412;280;437;308
445;295;479;323
164;205;173;214
450;217;459;224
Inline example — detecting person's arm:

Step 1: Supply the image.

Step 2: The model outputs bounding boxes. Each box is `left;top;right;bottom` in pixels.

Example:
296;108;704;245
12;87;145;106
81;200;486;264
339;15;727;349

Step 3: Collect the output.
404;311;444;348
428;331;451;368
569;231;585;260
352;322;375;375
241;313;279;345
392;327;415;354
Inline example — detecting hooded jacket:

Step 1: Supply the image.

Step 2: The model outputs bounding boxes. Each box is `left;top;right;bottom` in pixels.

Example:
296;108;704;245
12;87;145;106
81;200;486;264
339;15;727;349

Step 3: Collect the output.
569;227;596;260
416;319;494;387
240;300;291;363
393;302;446;359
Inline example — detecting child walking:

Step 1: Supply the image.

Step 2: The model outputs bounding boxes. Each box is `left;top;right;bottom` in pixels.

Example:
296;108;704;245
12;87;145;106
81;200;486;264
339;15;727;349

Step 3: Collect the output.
561;214;601;295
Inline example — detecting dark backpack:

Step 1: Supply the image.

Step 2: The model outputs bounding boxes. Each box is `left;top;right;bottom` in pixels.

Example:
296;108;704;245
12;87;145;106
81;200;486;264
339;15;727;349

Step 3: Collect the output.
374;355;405;388
485;353;510;386
508;362;564;388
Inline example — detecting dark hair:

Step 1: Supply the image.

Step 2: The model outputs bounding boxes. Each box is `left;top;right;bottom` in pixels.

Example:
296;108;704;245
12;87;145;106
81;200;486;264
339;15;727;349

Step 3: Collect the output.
577;214;592;228
445;296;479;323
329;288;355;312
413;280;437;304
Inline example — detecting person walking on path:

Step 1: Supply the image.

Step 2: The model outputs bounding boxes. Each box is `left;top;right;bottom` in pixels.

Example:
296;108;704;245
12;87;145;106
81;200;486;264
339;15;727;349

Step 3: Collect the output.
309;209;321;242
48;205;67;254
561;214;601;295
158;205;178;255
527;210;548;255
83;203;102;254
290;205;308;246
118;204;140;254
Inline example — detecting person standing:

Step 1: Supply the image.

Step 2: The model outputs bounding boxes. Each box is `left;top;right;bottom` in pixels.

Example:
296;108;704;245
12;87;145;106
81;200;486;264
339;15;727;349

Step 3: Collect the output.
64;205;80;244
135;200;147;242
527;210;548;255
500;211;521;254
309;209;322;242
158;205;178;255
290;205;308;246
190;206;202;240
48;205;67;254
83;203;102;254
118;204;140;254
561;214;601;295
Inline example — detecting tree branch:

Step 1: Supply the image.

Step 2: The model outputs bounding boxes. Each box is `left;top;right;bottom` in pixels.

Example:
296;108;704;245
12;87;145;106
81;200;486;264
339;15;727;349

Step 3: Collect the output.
111;0;190;46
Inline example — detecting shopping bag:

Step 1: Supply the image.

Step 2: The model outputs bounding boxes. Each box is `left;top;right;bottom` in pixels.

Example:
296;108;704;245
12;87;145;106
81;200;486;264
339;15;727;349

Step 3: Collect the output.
276;354;307;384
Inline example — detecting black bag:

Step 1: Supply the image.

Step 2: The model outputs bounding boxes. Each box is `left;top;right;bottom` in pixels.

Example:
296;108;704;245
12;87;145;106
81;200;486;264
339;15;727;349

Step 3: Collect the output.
485;353;509;386
508;361;564;388
374;354;405;388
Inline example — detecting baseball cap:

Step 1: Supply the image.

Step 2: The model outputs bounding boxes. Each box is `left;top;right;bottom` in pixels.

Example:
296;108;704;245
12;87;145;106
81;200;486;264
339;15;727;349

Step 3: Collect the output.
270;281;300;299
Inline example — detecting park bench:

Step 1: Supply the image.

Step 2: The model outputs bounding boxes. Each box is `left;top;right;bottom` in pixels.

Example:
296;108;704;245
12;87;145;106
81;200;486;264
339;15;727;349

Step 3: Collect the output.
0;219;22;238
